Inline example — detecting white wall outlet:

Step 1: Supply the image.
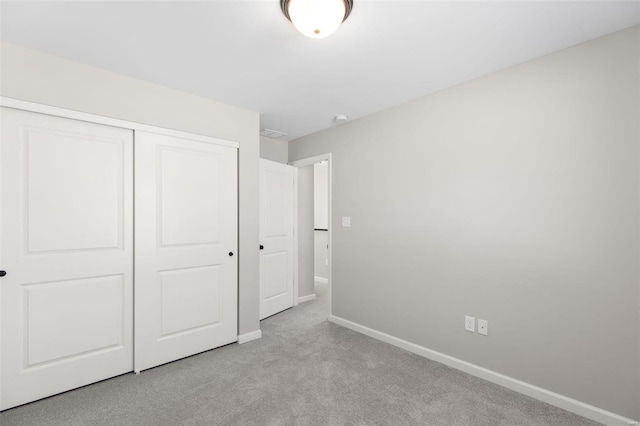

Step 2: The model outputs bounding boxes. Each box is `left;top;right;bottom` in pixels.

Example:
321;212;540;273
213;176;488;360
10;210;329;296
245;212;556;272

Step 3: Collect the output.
341;216;351;227
478;319;488;336
465;316;475;332
325;259;328;266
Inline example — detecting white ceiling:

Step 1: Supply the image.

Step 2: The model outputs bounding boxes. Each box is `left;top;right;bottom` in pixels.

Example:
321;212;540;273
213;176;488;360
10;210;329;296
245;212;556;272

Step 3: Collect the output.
1;1;639;141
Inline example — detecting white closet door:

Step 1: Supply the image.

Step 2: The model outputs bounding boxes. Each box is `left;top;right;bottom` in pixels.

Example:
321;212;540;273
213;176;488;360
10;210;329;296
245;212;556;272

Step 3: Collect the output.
0;108;134;410
259;159;296;320
134;131;237;372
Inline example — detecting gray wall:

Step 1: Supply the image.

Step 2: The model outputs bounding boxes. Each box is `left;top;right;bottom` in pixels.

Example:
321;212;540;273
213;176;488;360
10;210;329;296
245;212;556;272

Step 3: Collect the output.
297;165;315;298
289;27;640;419
260;136;288;164
1;41;262;337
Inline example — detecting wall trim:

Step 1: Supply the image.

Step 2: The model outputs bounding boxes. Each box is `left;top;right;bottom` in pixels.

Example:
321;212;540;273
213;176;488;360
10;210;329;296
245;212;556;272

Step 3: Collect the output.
328;315;638;426
289;154;329;167
0;96;240;149
237;330;262;344
293;166;299;307
314;276;328;284
298;294;316;303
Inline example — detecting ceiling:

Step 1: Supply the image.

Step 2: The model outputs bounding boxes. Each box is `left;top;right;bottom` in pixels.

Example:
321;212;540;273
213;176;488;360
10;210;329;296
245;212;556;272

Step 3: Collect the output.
1;1;639;141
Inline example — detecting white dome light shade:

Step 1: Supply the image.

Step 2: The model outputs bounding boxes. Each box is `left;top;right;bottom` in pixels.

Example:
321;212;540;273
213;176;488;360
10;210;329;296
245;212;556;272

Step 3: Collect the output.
282;0;352;39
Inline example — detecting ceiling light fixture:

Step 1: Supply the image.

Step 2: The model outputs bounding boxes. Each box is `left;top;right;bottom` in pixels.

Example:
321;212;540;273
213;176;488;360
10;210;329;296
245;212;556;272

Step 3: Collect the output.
281;0;353;39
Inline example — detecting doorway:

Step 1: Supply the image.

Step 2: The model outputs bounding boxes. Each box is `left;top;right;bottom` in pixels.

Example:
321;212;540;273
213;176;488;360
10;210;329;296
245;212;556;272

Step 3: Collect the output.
289;154;332;319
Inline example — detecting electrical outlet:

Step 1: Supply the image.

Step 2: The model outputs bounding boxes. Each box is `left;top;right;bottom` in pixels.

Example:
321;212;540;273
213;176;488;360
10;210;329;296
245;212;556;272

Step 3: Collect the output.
478;319;488;336
465;316;475;332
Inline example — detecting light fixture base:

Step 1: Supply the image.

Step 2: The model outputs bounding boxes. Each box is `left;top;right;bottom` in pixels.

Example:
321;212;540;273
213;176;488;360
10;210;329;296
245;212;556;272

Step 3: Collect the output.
280;0;354;23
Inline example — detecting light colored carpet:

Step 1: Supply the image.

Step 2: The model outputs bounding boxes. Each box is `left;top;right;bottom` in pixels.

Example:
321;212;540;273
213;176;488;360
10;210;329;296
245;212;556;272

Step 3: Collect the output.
0;282;598;426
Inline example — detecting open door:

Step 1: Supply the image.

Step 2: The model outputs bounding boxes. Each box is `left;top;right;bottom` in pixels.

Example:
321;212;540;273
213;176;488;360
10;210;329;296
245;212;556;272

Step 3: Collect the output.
259;159;296;320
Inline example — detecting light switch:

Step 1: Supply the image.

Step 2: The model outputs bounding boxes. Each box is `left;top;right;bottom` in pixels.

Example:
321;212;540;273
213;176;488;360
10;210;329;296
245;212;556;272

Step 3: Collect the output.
342;216;351;227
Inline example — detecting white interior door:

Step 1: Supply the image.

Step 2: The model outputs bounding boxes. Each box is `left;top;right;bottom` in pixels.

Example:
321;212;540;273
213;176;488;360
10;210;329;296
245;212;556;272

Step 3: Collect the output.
260;159;296;320
134;131;237;372
0;108;134;410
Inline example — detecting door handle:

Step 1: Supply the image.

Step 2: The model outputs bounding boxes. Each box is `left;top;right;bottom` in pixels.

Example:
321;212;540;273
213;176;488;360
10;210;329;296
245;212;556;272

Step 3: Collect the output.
260;245;264;250
228;252;234;257
0;270;6;277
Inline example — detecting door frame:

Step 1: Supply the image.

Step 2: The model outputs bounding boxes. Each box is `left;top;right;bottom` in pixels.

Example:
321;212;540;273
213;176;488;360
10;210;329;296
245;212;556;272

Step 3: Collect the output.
293;169;299;306
0;97;239;149
289;153;332;319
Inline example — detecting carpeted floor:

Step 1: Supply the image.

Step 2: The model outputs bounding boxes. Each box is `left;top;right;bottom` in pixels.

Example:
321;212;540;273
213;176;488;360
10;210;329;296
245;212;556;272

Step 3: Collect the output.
0;282;598;426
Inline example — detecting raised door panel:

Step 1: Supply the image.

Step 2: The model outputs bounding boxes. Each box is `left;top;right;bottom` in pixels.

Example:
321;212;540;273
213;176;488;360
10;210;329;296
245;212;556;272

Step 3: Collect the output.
25;129;123;252
0;107;133;410
264;170;288;237
158;266;222;338
25;275;125;367
263;251;288;300
159;147;221;246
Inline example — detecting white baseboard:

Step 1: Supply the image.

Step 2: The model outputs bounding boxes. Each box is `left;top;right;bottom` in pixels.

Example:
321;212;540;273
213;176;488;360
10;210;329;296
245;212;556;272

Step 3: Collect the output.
237;329;262;344
328;315;638;426
314;276;328;284
298;294;317;303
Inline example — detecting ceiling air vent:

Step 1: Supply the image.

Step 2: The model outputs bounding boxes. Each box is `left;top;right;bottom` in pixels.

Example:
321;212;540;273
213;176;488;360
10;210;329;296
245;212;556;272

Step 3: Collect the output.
260;128;287;139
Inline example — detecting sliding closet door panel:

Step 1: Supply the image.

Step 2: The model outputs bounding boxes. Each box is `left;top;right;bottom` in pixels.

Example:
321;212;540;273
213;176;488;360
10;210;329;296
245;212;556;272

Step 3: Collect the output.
135;131;237;372
0;107;134;410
